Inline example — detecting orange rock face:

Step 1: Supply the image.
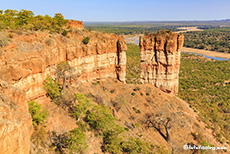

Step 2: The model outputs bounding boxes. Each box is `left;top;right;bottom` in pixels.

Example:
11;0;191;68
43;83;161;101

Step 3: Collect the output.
0;80;33;154
66;20;84;29
0;30;127;153
0;30;127;100
139;31;184;95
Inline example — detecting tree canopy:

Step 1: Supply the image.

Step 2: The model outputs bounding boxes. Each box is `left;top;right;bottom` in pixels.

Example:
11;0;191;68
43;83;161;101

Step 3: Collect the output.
0;9;67;33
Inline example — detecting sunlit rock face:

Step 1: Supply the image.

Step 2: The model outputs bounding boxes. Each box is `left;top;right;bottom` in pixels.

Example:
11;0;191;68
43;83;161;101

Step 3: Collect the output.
0;80;33;154
66;20;84;29
139;31;184;95
0;31;127;101
0;30;127;154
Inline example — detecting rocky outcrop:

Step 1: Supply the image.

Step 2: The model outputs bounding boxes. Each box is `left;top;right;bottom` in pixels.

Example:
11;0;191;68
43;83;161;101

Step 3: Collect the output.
66;20;84;29
0;80;33;154
0;30;126;100
139;31;184;95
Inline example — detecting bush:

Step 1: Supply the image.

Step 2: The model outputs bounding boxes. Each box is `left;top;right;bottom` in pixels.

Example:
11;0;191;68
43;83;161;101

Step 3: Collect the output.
132;107;141;113
29;101;48;146
73;93;93;121
82;37;90;44
85;104;115;131
62;29;68;36
28;101;48;126
131;92;136;96
135;122;140;127
110;89;115;93
65;128;88;154
121;137;155;154
43;77;61;102
102;125;125;153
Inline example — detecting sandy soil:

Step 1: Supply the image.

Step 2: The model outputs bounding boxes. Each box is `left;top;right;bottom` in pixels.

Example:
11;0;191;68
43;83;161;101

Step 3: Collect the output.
175;27;203;33
182;47;230;59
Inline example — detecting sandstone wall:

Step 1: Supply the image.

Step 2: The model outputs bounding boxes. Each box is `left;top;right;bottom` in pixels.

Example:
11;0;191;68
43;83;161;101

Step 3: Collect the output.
139;31;184;95
0;80;33;154
66;20;84;29
0;30;126;100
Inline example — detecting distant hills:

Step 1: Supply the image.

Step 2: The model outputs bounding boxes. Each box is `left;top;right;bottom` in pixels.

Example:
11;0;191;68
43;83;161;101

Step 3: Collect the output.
85;19;230;26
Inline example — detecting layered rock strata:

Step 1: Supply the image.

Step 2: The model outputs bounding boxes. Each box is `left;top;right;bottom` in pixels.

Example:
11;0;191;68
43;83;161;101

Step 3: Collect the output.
66;20;84;29
0;30;127;100
0;80;33;154
139;31;184;95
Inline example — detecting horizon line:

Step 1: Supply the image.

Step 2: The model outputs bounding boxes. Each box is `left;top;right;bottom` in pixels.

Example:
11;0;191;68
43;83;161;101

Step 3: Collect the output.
83;19;230;23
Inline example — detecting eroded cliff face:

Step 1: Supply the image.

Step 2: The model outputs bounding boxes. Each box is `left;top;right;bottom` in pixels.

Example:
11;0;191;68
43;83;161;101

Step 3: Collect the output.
139;31;184;95
0;80;33;154
0;30;127;100
66;20;84;29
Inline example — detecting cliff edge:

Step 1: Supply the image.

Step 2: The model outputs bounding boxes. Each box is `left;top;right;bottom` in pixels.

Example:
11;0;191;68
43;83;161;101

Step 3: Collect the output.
0;30;127;101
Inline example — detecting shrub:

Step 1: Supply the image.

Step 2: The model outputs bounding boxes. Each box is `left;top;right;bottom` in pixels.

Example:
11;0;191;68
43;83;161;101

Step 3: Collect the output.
131;92;136;96
132;107;141;113
43;77;61;102
135;122;140;127
85;104;115;131
65;128;88;154
102;125;125;153
121;137;155;154
110;89;115;93
133;87;140;91
132;107;137;111
82;37;90;44
28;101;48;126
62;29;68;36
146;92;150;96
73;93;93;121
29;100;48;146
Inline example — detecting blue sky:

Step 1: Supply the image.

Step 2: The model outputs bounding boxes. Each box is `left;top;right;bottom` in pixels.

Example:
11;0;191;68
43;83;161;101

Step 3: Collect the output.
1;0;230;21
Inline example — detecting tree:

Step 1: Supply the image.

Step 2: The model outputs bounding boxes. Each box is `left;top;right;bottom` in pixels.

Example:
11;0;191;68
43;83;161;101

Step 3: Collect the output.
53;13;67;32
146;114;172;142
55;61;74;93
17;9;34;26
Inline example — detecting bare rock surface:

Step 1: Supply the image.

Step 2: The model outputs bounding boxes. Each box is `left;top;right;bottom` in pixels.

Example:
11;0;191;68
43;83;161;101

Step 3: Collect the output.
139;31;184;95
0;80;33;154
0;30;127;100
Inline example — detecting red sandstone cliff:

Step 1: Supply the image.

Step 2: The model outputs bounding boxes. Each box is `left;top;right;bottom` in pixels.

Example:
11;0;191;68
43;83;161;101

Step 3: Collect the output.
66;20;84;29
0;30;127;101
139;31;184;95
0;80;33;154
0;29;126;153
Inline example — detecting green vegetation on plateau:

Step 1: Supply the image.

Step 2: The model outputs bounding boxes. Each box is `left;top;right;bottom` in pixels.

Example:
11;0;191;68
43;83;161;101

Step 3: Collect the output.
184;28;230;53
0;9;67;33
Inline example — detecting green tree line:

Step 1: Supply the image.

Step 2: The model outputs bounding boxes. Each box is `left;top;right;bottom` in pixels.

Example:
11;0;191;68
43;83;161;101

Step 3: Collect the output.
0;9;67;33
184;28;230;53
